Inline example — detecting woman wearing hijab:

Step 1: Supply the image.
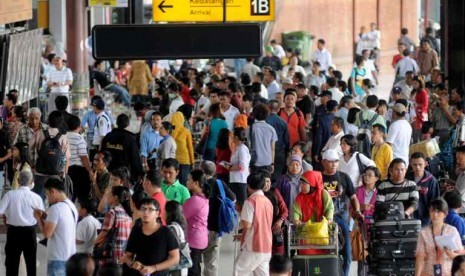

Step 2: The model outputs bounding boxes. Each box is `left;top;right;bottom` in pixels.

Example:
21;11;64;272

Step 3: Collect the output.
292;170;334;225
171;111;195;185
276;155;304;211
292;170;334;255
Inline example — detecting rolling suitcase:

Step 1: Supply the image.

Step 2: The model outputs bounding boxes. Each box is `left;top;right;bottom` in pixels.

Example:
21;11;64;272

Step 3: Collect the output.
291;255;340;276
371;238;417;260
374;201;405;221
371;219;421;240
375;259;415;276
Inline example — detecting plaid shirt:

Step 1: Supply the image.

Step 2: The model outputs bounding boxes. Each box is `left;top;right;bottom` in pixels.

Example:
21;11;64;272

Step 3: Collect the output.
14;123;48;166
100;206;132;266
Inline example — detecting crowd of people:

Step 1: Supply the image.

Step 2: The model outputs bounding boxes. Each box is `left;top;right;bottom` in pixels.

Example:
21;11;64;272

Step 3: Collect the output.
2;23;465;276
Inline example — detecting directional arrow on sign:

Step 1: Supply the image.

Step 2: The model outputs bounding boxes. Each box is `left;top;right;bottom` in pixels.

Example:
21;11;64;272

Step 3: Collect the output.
158;0;173;13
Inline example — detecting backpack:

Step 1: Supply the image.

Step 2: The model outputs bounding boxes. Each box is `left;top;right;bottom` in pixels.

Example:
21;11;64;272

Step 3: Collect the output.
36;129;64;175
356;112;379;158
216;179;238;236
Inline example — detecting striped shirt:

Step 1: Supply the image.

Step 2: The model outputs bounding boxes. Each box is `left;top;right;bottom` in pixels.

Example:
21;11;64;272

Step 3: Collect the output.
46;67;73;93
376;180;419;211
67;132;88;167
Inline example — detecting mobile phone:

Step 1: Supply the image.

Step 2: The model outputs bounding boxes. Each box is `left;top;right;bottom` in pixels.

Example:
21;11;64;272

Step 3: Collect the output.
220;161;231;167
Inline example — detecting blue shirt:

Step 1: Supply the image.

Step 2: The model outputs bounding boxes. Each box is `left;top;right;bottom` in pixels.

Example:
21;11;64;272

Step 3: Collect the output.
445;210;465;245
206;118;228;149
81;110;114;139
265;113;290;151
140;127;162;159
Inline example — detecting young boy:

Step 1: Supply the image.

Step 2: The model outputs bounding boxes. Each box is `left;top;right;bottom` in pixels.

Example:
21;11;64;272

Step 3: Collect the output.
453;101;465;147
76;199;102;254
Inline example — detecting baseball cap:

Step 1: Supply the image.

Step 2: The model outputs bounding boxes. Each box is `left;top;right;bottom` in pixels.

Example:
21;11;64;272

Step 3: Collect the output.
392;103;407;113
265;46;274;53
91;98;105;110
282;78;293;85
391;86;403;94
322;149;340;161
318;91;332;97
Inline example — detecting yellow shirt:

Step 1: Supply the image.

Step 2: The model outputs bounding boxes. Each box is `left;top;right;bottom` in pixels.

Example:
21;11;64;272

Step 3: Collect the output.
171;112;195;165
372;142;393;180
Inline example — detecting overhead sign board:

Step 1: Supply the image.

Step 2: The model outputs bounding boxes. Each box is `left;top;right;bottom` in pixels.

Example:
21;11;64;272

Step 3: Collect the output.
0;0;32;24
89;0;129;7
152;0;274;22
92;24;262;59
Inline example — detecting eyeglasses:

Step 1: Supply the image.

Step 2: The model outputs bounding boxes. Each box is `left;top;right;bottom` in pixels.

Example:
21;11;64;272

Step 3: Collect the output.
140;207;159;213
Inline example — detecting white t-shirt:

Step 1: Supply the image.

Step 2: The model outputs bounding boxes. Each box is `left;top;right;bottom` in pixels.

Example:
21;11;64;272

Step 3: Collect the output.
230;143;251;184
92;112;112;146
328;87;345;104
387;119;412;165
46;199;78;261
169;96;184;115
363;59;377;83
76;215;102;254
46;67;73;93
339;152;375;187
222;105;240;130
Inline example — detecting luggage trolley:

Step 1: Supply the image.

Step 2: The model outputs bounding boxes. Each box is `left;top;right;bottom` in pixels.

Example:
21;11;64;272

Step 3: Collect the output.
287;222;341;276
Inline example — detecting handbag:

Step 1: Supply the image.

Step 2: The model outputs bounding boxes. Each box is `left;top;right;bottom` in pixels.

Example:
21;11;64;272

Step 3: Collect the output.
248;123;257;165
301;217;329;245
93;209;119;259
355;153;367;175
195;124;209;155
350;227;367;261
272;230;284;246
168;223;193;271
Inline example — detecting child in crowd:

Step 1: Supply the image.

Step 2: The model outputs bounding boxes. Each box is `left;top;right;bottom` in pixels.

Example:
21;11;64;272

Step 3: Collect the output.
76;198;102;254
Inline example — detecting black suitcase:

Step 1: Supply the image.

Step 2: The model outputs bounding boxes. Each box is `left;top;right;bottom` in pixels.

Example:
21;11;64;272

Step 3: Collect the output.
370;238;417;260
291;255;340;276
375;259;415;276
374;201;405;221
371;219;421;240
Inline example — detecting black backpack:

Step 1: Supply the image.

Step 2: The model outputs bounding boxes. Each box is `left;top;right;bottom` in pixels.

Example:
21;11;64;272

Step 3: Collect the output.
36;129;64;175
356;112;379;158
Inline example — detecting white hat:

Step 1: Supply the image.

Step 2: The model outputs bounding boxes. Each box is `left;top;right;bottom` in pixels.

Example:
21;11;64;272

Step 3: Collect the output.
322;149;340;161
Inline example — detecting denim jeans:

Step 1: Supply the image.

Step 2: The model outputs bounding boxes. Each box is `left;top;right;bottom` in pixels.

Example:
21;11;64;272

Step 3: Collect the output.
178;164;191;186
48;260;66;276
335;211;351;276
203;148;216;162
107;84;131;106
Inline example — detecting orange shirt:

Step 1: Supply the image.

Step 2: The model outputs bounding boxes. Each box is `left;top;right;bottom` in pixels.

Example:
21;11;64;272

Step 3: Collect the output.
151;192;167;225
279;109;306;146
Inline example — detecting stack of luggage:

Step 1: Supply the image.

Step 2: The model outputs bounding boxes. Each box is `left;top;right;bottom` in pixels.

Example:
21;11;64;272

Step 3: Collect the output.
368;202;421;276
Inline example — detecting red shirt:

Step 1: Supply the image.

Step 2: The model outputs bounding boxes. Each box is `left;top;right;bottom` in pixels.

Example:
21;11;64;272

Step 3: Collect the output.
181;85;195;106
279;109;306;146
151;192;167;225
216;148;232;175
392;54;403;68
414;88;429;129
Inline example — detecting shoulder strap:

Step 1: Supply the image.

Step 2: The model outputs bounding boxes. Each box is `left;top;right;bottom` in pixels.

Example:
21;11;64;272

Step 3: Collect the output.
368;114;379;126
61;200;76;223
216;179;226;200
43;128;50;139
249;123;254;148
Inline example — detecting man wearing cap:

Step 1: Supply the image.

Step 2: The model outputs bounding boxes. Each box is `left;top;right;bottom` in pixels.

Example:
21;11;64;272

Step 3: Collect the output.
387;87;415;124
279;89;307;147
394;71;415;99
91;98;112;152
46;54;73;115
387;103;413;165
321;149;362;276
259;46;282;72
